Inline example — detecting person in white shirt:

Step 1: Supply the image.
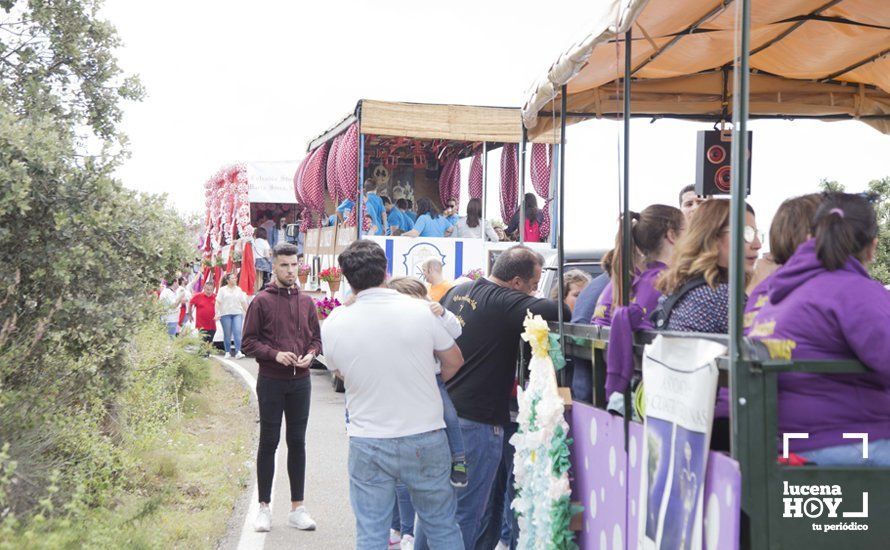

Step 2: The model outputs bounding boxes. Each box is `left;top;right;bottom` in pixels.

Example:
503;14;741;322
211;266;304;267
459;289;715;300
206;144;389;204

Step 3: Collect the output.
321;241;465;550
159;276;181;339
453;198;499;242
215;272;249;358
174;276;191;331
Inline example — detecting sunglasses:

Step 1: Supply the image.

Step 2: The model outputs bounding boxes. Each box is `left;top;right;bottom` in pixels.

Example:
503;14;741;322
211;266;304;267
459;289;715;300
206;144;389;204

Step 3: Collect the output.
722;225;763;244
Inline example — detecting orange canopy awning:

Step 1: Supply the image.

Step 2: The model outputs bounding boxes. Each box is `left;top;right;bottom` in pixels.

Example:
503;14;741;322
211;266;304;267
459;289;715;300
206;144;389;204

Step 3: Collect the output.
521;0;890;136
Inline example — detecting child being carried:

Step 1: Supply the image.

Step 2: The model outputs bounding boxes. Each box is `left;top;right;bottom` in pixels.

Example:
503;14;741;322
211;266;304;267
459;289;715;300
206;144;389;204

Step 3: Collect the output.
387;276;468;488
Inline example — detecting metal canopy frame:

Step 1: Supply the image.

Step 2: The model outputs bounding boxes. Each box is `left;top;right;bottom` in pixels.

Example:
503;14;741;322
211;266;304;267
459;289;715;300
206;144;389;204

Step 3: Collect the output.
541;0;890;547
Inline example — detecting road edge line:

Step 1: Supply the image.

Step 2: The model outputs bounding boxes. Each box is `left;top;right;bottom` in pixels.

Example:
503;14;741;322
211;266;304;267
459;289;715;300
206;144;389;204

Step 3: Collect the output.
213;356;265;550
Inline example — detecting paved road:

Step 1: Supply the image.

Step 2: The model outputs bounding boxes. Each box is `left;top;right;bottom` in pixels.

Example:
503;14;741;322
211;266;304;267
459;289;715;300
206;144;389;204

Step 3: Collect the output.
217;356;356;549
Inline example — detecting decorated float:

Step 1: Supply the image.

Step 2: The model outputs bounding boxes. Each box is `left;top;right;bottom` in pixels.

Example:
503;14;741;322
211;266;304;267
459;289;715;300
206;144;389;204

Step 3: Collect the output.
292;99;563;290
517;0;890;548
199;161;299;294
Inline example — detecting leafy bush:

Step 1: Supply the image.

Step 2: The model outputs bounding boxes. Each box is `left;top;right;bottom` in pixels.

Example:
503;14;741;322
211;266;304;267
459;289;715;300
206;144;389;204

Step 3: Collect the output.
0;323;210;536
0;0;205;534
0;99;195;518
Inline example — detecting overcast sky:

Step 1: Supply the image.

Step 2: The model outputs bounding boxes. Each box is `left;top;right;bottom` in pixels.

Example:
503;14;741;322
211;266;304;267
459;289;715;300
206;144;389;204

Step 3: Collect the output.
103;1;889;250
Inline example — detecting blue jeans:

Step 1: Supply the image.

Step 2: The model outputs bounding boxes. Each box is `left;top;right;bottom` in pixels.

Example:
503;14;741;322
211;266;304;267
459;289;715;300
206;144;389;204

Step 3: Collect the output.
571;357;593;403
416;417;503;550
438;375;465;463
477;422;519;550
390;482;415;536
799;438;890;466
165;321;178;339
219;314;243;354
349;430;462;550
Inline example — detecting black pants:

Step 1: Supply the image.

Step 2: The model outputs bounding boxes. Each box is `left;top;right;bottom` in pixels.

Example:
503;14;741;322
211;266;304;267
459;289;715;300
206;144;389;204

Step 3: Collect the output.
256;374;311;503
198;329;215;344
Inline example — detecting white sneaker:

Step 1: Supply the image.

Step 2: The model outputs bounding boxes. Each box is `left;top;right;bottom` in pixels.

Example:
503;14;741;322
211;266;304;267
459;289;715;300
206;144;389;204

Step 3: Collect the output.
288;506;317;530
400;534;414;550
254;505;271;532
235;352;246;359
388;529;402;549
224;352;232;359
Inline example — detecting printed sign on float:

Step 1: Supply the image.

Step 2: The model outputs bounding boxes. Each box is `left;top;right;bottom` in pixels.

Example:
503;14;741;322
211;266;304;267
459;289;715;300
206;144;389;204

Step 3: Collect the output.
638;335;726;550
246;161;299;204
364;236;484;280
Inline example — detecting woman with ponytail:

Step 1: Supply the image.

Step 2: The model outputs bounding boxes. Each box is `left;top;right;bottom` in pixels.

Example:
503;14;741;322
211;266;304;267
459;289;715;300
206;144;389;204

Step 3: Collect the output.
654;199;761;450
747;192;890;465
593;205;685;326
591;205;684;409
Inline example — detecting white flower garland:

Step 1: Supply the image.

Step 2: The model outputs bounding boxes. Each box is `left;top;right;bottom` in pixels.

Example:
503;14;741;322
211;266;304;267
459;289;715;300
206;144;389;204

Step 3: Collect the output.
511;313;577;549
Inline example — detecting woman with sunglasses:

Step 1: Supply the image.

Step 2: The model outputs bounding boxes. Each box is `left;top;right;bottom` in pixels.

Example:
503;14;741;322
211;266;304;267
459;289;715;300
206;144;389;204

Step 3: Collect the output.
656;199;761;333
654;199;761;451
747;192;890;465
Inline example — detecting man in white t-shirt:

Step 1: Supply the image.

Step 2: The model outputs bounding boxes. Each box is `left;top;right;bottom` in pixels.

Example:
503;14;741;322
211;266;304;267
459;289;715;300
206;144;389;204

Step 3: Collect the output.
322;240;465;549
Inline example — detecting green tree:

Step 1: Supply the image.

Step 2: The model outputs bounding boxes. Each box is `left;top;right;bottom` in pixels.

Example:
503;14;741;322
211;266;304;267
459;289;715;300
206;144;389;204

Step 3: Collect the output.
0;0;143;148
817;177;890;284
0;1;192;521
867;176;890;284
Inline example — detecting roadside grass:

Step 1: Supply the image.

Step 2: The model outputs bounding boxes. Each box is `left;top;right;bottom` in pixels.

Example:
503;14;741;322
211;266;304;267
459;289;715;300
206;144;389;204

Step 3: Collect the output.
2;363;254;549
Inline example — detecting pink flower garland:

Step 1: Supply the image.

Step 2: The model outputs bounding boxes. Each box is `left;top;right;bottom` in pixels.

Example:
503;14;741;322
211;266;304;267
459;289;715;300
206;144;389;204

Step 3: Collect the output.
201;164;253;255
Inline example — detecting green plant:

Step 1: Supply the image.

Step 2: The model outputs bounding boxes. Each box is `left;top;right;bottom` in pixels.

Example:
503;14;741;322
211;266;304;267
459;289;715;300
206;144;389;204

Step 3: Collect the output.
0;0;205;535
818;177;890;284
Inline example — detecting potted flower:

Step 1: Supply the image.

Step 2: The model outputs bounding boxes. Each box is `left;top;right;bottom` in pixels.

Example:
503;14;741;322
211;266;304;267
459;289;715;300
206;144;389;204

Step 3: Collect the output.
298;263;311;286
463;268;484;281
314;296;341;321
318;266;342;294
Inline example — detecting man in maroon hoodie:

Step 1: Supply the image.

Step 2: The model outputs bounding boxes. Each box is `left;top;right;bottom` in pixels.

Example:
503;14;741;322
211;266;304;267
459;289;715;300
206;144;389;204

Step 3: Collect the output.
242;242;322;533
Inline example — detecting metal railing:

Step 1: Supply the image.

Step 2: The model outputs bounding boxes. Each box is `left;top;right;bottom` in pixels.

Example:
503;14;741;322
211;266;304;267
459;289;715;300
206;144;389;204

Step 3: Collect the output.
552;321;889;549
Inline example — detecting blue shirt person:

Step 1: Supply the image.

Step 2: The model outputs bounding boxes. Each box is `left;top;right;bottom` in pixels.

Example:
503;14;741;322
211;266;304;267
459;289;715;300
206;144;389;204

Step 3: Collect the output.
412;215;453;237
405;200;418;223
404;198;454;238
443;199;459;227
382;196;401;236
394;199;414;233
364;190;386;236
570;270;611;403
386;208;407;235
336;198;355;222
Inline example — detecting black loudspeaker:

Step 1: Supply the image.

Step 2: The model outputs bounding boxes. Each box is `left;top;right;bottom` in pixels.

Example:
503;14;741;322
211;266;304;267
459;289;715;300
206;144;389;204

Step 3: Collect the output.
695;130;752;196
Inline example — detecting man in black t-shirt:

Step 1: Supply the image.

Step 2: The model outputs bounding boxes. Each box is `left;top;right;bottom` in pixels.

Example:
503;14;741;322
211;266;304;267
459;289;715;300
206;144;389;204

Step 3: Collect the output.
415;245;567;550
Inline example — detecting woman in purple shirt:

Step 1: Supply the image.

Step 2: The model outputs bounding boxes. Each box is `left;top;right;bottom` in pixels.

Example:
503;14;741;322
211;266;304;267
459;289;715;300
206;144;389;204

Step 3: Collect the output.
593;204;684;403
748;192;890;465
745;194;821;329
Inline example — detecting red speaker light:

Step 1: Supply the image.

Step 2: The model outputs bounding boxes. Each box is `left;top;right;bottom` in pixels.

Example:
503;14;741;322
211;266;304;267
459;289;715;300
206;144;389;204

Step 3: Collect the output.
707;145;726;164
